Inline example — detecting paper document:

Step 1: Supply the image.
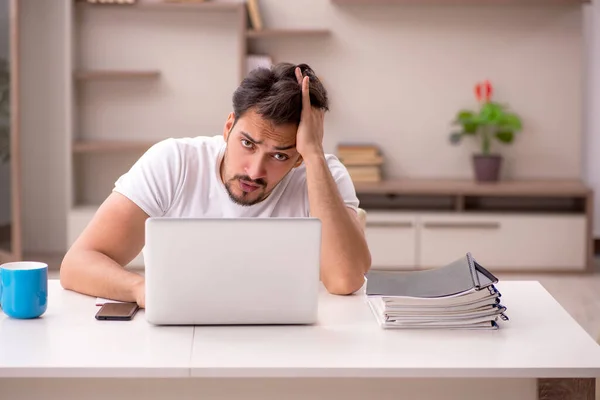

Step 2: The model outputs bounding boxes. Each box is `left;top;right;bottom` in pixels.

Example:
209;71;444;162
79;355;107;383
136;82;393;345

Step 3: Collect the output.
365;253;509;330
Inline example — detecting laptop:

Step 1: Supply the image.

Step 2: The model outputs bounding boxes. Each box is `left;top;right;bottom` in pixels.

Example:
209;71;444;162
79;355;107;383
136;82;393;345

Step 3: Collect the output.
143;217;322;325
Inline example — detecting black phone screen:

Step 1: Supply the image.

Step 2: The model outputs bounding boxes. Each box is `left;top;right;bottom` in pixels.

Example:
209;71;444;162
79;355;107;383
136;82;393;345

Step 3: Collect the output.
95;302;139;321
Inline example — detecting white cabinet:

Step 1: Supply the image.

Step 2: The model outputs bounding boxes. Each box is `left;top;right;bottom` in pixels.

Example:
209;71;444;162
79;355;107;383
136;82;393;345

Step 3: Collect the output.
418;213;587;271
362;210;588;272
364;212;418;269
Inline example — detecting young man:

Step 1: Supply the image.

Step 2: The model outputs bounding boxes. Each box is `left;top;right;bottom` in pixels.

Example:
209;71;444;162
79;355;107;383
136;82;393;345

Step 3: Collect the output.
60;63;371;307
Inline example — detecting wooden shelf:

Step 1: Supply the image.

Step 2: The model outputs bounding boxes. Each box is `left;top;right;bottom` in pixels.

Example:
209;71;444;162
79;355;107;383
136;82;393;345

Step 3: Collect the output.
353;179;591;197
331;0;589;4
246;29;331;39
72;140;157;153
74;70;161;80
75;1;242;12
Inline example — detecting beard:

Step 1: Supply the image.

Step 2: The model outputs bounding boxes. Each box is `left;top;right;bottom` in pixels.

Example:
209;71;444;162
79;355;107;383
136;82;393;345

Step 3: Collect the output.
224;174;268;206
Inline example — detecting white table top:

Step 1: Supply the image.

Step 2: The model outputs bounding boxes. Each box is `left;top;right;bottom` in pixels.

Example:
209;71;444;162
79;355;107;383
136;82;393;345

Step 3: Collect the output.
1;280;600;379
0;280;193;378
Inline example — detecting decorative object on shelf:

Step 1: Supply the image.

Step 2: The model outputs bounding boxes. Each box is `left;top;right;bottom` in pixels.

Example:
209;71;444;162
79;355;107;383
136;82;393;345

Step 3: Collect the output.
337;142;383;183
246;0;263;31
449;80;523;183
0;57;9;164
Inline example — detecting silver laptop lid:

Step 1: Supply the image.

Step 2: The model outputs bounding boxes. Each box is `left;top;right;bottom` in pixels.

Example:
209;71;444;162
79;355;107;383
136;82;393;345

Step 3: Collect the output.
143;218;321;325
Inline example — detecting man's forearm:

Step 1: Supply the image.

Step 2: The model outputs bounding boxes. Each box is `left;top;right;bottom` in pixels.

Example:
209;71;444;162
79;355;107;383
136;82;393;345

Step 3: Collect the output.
60;249;144;303
304;153;371;295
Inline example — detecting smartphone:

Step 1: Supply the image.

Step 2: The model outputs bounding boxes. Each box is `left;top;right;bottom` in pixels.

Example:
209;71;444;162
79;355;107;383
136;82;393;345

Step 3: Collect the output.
95;302;139;321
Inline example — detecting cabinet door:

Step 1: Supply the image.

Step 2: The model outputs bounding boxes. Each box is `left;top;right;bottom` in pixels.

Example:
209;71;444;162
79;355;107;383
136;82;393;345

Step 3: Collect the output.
418;213;587;271
364;212;417;270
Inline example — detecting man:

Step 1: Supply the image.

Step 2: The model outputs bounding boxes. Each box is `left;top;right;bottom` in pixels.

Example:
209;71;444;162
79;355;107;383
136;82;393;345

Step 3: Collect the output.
60;62;371;307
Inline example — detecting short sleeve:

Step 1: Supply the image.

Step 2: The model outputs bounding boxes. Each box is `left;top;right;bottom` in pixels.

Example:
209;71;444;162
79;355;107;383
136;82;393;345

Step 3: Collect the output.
326;155;360;212
113;138;182;218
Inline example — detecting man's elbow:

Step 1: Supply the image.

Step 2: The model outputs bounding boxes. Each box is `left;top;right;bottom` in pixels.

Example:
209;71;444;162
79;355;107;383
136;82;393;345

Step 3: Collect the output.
323;260;369;295
324;273;366;295
59;251;79;291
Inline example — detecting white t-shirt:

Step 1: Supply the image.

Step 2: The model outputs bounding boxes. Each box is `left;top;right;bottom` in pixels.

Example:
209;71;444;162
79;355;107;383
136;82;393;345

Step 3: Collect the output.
113;135;360;218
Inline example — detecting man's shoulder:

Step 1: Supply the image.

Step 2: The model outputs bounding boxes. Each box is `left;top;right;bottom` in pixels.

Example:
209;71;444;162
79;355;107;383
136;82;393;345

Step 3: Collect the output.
152;135;224;152
146;135;225;161
324;153;345;166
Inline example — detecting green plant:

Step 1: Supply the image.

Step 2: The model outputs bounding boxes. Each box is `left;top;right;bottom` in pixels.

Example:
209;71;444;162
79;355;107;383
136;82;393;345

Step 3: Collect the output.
449;80;523;155
0;57;9;163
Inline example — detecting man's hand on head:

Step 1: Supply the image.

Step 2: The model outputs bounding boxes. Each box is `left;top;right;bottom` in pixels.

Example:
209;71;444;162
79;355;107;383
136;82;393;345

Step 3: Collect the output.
294;67;325;161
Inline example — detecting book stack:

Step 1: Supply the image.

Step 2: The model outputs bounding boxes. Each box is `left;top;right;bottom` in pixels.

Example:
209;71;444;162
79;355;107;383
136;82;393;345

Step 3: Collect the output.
336;143;383;183
365;253;509;330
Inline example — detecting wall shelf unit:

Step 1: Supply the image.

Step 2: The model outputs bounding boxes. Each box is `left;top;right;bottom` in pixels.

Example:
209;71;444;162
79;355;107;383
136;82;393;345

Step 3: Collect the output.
356;179;593;273
246;29;331;39
74;70;161;80
354;179;591;198
67;0;248;267
72;140;157;153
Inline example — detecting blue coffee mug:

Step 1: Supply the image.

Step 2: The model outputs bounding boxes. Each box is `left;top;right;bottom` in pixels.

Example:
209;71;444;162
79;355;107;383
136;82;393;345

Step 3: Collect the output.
0;261;48;319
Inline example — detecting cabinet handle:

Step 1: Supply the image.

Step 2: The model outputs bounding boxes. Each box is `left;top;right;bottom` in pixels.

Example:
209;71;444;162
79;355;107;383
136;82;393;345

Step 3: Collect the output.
423;222;500;229
367;221;414;228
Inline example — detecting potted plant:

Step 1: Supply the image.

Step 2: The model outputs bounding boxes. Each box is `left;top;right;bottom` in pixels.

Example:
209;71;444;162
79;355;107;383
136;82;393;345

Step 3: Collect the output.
0;57;9;164
449;80;523;182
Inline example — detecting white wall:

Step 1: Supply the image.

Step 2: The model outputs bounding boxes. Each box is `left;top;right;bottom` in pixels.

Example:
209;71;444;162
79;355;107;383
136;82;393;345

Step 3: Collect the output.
584;1;600;237
0;0;10;226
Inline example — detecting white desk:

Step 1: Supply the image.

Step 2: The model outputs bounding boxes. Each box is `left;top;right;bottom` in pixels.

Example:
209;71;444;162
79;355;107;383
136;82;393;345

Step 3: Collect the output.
1;280;599;400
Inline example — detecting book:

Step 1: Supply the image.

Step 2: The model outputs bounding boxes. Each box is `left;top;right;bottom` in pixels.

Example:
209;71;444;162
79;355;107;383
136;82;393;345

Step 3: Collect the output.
339;155;384;166
246;0;263;31
336;142;384;183
346;165;381;183
365;252;509;330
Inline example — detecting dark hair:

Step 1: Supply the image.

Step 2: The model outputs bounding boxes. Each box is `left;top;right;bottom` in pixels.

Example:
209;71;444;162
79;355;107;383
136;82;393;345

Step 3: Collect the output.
232;62;329;127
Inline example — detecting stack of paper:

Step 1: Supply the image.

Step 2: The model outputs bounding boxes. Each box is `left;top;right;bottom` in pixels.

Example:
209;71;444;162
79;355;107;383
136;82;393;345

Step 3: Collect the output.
365;253;509;330
336;143;383;183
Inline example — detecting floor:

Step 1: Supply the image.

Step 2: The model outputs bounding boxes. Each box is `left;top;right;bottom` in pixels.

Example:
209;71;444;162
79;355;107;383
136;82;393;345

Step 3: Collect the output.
34;251;600;342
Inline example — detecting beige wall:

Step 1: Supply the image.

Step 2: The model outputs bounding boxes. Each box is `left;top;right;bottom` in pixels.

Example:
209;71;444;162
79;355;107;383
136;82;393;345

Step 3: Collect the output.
252;1;584;180
18;0;585;253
